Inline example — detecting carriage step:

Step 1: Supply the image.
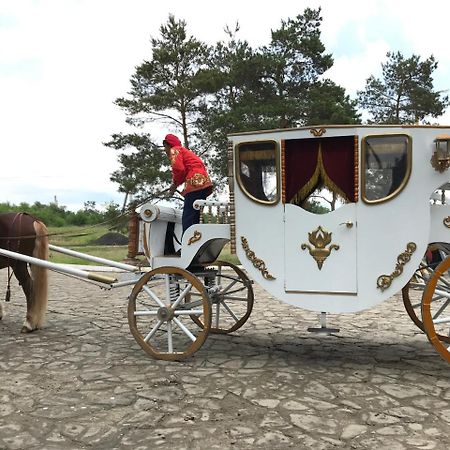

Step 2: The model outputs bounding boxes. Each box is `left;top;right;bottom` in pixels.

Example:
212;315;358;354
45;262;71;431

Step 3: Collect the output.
307;312;340;335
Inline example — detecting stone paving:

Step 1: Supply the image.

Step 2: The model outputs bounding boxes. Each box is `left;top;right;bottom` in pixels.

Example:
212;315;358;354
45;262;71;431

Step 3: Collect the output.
0;269;450;449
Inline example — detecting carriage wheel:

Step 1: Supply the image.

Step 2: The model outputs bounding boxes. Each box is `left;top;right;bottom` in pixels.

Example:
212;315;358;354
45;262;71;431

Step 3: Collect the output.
128;267;211;361
402;262;432;333
189;261;254;334
402;244;450;343
422;256;450;363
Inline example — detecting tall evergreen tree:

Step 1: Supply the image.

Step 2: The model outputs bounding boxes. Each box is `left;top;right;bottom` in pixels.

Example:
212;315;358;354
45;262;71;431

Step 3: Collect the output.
104;15;211;201
357;51;449;124
106;10;360;198
197;8;359;184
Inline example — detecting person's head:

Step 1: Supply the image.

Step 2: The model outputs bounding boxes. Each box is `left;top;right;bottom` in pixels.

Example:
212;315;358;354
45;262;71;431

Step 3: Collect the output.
163;134;181;154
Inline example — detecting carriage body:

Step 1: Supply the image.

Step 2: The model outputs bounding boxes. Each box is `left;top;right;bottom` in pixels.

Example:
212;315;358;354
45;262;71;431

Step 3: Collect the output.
229;125;450;313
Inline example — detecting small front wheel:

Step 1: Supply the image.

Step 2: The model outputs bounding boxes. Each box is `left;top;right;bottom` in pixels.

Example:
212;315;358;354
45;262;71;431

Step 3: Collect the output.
128;267;211;361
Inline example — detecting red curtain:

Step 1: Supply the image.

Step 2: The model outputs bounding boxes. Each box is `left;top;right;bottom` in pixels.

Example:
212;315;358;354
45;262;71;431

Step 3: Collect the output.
285;136;356;204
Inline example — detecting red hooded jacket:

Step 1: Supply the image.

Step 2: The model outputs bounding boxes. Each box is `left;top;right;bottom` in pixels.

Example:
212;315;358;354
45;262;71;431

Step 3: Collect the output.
164;134;213;196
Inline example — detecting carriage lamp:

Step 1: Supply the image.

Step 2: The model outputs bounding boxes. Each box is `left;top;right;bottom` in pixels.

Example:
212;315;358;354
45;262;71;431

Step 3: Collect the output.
431;134;450;172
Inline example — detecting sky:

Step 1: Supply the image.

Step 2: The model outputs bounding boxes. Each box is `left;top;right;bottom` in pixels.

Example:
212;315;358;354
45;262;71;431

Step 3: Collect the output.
1;0;450;211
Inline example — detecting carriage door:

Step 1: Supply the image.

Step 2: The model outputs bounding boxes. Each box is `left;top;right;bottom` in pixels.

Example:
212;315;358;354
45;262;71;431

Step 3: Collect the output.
284;136;358;294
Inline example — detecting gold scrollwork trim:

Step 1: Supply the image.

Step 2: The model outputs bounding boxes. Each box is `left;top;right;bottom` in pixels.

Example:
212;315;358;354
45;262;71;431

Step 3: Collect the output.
376;242;417;291
188;230;202;245
241;236;275;280
444;216;450;228
310;127;326;137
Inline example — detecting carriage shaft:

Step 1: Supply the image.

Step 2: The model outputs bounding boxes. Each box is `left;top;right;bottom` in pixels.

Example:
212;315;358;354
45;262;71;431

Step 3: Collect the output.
0;247;118;285
49;244;140;272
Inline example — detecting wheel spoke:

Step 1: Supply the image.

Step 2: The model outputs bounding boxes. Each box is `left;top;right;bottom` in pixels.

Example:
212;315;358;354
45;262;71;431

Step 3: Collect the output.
215;301;220;328
221;279;238;295
433;316;450;325
134;310;159;316
174;309;204;316
143;285;165;308
173;317;197;342
221;300;239;322
433;298;450;320
224;286;247;296
433;289;450;300
172;283;193;310
223;295;249;302
167;321;173;353
144;320;164;342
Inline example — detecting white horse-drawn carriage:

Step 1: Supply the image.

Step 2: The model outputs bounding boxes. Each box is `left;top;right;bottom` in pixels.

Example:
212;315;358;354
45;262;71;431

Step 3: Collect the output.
2;124;450;363
123;124;450;363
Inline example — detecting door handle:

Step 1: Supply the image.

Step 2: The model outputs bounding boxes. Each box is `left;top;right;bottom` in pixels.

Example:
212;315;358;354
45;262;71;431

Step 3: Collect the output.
339;221;354;228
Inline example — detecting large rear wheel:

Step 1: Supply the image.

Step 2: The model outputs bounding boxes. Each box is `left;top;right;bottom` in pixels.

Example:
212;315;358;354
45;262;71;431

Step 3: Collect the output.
189;261;254;334
402;243;450;343
422;256;450;363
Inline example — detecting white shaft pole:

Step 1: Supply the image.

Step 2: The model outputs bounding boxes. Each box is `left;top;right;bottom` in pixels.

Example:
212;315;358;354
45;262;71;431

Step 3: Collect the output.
0;247;117;285
48;244;139;272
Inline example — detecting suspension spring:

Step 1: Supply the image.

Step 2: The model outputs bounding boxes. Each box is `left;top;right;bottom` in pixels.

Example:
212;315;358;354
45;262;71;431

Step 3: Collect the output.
169;275;180;303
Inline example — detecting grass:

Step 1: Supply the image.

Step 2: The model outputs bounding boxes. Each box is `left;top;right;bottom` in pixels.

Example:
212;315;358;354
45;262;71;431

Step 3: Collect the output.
47;225;240;266
48;225;128;265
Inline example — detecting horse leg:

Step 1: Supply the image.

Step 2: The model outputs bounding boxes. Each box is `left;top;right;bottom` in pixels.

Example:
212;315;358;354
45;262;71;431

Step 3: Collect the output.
12;263;37;333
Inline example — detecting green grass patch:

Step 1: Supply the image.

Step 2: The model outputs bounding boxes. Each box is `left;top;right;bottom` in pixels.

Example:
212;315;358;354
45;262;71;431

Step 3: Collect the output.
48;225;113;247
48;226;129;264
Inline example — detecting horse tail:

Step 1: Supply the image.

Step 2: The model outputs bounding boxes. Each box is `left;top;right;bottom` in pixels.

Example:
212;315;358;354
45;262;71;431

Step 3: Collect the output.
30;220;49;328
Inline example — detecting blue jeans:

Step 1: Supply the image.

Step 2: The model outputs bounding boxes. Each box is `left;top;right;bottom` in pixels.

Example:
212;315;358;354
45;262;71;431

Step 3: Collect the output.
182;188;211;233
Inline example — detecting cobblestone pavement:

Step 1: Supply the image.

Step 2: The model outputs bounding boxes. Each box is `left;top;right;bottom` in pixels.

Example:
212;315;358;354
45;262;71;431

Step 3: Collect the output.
0;269;450;450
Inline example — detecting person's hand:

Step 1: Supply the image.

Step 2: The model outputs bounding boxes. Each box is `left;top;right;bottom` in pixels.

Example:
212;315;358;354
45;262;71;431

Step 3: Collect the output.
168;184;177;196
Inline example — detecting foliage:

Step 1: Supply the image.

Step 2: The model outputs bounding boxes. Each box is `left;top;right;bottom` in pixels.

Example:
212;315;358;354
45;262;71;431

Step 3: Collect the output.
0;201;124;228
197;9;360;185
106;9;360;197
357;51;449;124
105;14;211;201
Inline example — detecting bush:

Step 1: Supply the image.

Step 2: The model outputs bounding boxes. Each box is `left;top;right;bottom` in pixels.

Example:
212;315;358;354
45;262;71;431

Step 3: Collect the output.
0;201;123;228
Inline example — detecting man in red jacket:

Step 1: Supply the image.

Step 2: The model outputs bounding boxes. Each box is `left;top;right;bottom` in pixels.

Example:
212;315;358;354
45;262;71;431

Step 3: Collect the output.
163;134;213;233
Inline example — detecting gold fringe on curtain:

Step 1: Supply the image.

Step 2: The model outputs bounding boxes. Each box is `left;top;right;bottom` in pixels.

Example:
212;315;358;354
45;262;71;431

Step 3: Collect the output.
290;143;350;205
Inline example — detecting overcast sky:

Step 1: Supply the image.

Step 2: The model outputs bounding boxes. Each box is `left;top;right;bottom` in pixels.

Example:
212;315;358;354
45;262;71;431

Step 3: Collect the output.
1;0;450;211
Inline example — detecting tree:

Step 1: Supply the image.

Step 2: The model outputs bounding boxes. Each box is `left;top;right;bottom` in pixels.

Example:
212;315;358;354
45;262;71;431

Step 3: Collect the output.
357;51;449;124
107;10;360;198
105;15;211;201
196;8;359;185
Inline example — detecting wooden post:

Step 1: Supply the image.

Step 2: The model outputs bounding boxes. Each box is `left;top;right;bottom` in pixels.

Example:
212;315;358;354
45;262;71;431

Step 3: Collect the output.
126;211;139;264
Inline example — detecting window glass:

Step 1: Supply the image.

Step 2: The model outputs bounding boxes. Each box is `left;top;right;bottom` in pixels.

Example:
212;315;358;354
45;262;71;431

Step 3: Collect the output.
363;135;411;203
237;141;278;203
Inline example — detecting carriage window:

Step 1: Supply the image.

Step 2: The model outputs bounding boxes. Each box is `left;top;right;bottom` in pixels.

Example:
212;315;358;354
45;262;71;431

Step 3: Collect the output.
236;141;279;204
362;134;412;203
